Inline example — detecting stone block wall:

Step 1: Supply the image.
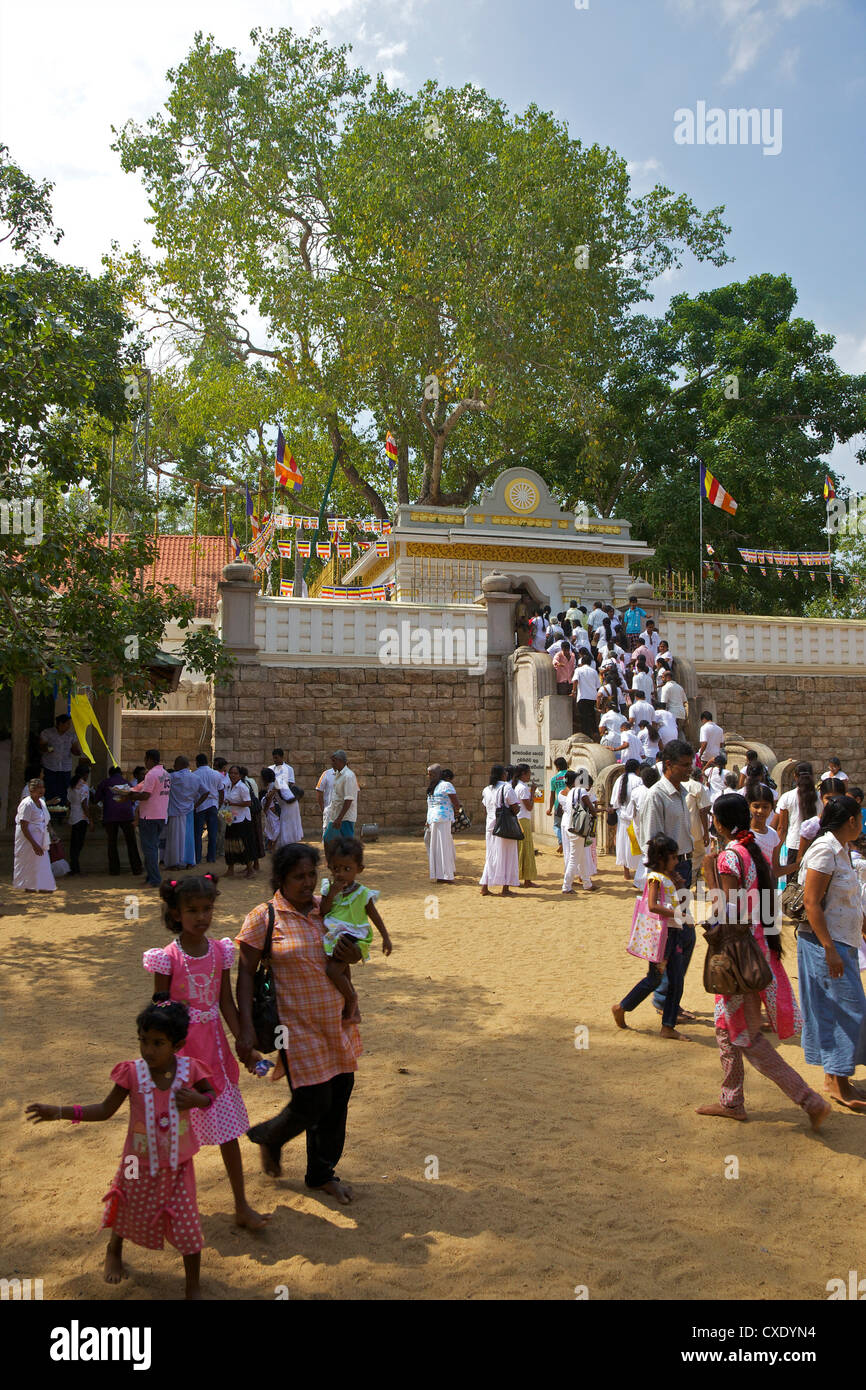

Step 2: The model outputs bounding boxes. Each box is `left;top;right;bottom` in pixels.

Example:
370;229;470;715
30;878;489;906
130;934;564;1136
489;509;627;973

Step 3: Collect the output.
699;673;866;785
213;662;508;830
120;713;213;773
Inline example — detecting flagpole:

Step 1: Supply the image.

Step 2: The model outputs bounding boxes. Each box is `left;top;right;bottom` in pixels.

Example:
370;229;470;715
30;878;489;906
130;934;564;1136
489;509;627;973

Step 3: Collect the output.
191;482;199;587
827;499;833;604
699;465;704;613
222;486;229;563
304;445;341;584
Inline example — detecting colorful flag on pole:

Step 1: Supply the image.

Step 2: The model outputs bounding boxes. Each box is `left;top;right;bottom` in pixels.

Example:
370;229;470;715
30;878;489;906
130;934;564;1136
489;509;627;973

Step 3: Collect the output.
379;521;393;534
808;570;815;580
759;566;767;576
701;464;738;516
337;543;352;559
277;541;294;559
385;432;398;469
705;543;715;556
274;428;303;493
824;474;836;502
279;581;294;596
303;517;317;529
376;542;390;557
296;540;311;559
316;542;331;560
229;520;241;561
245;483;254;518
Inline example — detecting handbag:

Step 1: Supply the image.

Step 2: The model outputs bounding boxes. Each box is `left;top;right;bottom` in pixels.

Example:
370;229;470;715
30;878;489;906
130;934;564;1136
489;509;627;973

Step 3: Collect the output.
288;782;304;799
492;787;523;841
606;809;618;828
251;904;282;1054
565;790;596;843
702;919;773;994
626;881;669;963
452;803;472;834
781;880;807;921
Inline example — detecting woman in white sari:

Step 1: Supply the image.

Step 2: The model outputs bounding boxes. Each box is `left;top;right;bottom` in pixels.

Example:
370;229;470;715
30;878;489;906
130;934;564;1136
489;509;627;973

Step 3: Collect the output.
480;764;521;897
14;777;56;892
275;782;304;848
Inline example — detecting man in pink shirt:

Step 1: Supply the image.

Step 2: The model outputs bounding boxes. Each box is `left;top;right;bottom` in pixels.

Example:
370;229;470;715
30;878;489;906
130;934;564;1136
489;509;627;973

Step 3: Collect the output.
127;748;171;886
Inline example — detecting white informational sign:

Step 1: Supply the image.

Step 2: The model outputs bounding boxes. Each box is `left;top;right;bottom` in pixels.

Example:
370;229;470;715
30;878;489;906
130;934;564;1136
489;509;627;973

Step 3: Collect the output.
510;745;546;799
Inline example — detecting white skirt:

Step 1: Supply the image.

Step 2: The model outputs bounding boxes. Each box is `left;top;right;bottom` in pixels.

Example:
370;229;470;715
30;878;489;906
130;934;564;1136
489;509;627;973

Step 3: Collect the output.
479;826;519;887
614;812;642;869
13;826;56;891
277;799;304;847
427;819;456;881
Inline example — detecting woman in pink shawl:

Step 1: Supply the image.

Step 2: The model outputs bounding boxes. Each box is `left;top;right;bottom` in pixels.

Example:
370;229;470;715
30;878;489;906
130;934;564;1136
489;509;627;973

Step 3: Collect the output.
697;794;830;1128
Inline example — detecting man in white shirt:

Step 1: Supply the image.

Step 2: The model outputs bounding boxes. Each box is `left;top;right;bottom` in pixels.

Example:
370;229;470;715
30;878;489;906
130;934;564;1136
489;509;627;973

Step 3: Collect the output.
570;623;591;654
587;601;607;635
572;657;600;739
39;714;83;803
324;749;360;855
270;748;295;790
698;713;725;766
628;696;656;729
617;726;644;763
659;671;688;733
566;601;582;627
598;708;627;737
639;620;661;659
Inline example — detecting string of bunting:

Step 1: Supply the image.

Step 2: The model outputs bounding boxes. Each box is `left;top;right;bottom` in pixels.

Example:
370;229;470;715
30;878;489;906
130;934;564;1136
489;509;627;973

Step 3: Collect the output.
273;513;393;533
702;560;850;584
279;581;394;600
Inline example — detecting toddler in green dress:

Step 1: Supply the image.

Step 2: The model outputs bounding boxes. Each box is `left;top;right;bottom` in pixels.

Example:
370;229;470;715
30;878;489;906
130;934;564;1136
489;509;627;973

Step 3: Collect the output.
319;839;392;1021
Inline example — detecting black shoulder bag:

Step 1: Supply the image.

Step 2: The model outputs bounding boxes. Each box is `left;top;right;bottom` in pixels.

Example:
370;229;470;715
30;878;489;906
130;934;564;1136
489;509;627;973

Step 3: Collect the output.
492;786;524;841
251;903;282;1053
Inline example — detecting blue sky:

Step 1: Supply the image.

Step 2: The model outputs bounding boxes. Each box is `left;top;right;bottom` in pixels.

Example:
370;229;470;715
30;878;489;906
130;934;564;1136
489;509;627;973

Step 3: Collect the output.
1;0;863;479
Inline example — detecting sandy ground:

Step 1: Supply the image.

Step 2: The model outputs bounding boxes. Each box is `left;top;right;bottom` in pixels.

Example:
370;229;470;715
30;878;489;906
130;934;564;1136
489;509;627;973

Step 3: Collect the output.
2;831;865;1302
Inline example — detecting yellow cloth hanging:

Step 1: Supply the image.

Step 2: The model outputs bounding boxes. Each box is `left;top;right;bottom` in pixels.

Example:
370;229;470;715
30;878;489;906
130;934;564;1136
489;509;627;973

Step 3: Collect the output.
70;694;118;767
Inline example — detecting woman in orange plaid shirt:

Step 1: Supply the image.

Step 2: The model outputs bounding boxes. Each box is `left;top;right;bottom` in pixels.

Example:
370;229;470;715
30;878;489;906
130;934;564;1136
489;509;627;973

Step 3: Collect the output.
235;843;362;1205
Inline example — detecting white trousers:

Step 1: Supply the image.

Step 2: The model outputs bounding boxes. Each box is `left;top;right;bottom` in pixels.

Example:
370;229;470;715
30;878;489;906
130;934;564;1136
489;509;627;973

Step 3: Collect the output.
562;833;594;890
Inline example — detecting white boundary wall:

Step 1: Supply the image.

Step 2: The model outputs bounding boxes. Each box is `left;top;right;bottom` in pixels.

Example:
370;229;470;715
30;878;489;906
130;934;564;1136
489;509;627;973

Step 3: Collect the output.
252;597;489;669
665;612;866;674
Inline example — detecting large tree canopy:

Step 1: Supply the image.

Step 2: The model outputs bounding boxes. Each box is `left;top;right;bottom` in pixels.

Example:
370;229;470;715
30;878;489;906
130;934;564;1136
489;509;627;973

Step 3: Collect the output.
0;146;234;701
530;274;866;613
113;25;730;514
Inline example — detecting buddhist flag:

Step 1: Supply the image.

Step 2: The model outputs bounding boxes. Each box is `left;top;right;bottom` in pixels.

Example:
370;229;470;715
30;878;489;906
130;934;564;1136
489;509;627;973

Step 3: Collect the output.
759;566;767;576
316;542;331;560
701;464;737;516
279;581;293;596
277;541;294;559
824;474;836;502
296;540;311;559
808;569;815;580
275;428;303;493
337;543;352;559
385;431;398;469
70;693;119;767
229;520;242;561
376;541;390;557
705;543;715;556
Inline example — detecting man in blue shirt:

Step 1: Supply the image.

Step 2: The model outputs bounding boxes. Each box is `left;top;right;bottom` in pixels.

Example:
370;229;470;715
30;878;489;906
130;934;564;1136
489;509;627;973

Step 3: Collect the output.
623;596;648;652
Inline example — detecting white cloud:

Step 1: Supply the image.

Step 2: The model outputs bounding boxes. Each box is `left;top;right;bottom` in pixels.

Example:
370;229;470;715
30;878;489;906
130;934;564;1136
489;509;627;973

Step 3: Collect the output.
626;158;662;181
667;0;824;81
376;40;409;60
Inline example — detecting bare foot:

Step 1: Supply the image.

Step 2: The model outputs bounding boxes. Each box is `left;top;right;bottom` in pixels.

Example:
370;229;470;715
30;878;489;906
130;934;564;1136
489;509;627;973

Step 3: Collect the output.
315;1177;354;1204
234;1203;271;1230
185;1284;203;1300
502;887;513;896
808;1099;832;1131
342;1001;361;1024
660;1025;691;1041
248;1136;282;1177
522;880;536;888
480;887;490;896
611;1004;628;1030
695;1103;748;1122
103;1243;127;1285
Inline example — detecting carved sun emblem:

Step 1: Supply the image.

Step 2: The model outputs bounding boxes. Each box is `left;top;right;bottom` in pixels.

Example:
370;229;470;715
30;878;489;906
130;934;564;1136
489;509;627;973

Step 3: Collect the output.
505;478;540;514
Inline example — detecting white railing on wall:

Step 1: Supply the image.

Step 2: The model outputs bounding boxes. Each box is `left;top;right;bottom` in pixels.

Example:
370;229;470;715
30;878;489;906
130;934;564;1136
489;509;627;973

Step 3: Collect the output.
664;612;866;673
252;597;489;670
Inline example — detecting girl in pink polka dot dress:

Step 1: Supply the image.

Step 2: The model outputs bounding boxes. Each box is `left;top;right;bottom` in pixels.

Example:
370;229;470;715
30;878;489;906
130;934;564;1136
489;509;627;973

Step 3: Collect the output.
26;997;214;1299
144;874;270;1232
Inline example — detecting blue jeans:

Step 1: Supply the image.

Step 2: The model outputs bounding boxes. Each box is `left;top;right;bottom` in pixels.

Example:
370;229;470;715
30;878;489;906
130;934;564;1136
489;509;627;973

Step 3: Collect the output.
621;928;685;1030
323;820;355;844
194;806;219;863
139;818;165;886
554;816;563;846
653;855;693;1010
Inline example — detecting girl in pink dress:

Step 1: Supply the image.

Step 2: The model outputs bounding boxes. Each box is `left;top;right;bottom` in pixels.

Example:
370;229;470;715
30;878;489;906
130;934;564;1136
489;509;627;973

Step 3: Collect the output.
144;874;270;1231
26;997;214;1299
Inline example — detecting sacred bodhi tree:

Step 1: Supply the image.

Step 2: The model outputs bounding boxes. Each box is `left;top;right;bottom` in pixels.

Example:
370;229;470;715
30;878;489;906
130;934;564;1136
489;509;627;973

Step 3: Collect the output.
0;146;234;702
112;25;730;514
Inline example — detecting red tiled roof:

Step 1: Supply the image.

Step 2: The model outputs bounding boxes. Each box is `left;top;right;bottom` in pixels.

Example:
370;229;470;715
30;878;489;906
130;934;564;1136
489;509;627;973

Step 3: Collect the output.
113;534;230;618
